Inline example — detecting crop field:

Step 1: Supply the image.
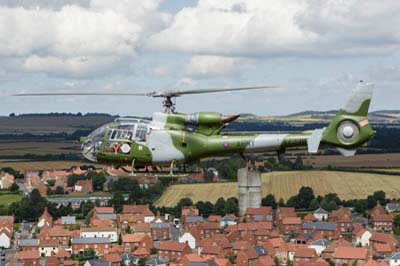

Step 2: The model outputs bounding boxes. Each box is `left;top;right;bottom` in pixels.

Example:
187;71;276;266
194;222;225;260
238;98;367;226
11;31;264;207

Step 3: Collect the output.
0;141;80;156
301;153;400;168
155;170;400;207
0;160;105;171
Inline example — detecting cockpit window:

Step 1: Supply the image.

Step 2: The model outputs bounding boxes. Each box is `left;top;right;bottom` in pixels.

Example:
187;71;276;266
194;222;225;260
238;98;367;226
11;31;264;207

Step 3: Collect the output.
109;124;135;142
136;124;148;142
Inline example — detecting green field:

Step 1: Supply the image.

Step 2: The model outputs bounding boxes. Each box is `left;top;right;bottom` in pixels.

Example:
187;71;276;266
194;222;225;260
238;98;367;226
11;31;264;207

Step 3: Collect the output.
0;193;23;206
155;170;400;207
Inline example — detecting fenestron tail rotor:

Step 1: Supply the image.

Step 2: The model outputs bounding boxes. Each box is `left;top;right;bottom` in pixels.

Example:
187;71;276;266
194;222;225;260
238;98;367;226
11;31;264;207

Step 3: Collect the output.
13;85;279;113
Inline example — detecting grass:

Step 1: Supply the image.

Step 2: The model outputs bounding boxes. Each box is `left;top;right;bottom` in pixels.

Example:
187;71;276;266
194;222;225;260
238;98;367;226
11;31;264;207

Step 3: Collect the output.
0;193;23;206
155;170;400;207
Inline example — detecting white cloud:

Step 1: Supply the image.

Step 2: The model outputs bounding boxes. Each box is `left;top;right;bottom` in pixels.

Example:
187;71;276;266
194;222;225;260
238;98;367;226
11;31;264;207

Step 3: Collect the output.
150;65;171;77
148;0;400;57
0;0;170;77
186;55;252;78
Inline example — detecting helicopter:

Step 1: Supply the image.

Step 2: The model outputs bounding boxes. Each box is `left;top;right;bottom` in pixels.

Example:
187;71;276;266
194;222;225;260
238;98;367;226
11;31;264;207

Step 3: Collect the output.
14;81;375;173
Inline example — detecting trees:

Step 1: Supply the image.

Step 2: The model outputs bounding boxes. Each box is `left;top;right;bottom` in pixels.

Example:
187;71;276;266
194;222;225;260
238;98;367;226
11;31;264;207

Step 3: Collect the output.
196;201;214;217
213;197;226;216
297;186;315;209
9;182;20;192
225;197;239;216
394;215;400;235
111;192;125;213
262;194;277;209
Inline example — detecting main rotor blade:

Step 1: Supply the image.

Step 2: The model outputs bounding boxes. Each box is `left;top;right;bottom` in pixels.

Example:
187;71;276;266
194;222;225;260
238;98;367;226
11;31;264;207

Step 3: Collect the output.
12;86;278;97
13;92;154;96
159;86;279;97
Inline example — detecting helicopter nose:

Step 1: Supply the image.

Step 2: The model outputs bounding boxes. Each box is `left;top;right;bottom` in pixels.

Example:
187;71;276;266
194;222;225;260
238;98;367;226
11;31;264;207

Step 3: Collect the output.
81;138;98;162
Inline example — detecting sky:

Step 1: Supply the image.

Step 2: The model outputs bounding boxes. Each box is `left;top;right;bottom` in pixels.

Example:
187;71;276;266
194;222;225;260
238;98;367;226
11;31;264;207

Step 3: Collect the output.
0;0;399;116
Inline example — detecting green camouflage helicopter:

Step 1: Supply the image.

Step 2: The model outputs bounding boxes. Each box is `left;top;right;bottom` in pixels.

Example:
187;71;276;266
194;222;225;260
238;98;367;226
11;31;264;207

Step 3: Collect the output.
15;82;374;172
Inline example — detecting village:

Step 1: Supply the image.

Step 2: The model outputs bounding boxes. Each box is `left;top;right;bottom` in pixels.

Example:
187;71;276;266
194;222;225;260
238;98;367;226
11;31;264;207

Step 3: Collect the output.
1;167;400;266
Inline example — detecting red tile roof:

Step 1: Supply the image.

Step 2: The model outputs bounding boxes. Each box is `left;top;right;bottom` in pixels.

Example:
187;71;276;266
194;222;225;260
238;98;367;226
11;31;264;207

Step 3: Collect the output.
18;250;40;260
294;248;318;258
282;217;301;225
245;207;273;215
102;253;122;263
158;241;189;252
333;247;368;260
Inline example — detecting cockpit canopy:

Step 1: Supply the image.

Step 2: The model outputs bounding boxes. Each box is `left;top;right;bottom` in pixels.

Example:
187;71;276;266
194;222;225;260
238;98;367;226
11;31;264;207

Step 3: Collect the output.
81;117;150;162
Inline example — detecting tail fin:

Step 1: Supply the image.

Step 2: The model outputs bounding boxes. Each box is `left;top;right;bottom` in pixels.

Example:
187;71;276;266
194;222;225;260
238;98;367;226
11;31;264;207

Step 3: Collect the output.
308;81;375;156
340;81;374;116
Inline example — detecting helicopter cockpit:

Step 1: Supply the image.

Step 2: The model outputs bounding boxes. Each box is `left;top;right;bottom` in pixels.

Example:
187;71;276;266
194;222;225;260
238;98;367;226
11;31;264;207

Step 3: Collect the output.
81;118;150;162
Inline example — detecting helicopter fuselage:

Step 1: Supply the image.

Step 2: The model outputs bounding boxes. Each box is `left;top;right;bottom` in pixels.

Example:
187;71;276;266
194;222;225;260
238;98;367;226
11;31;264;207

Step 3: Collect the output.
81;107;374;167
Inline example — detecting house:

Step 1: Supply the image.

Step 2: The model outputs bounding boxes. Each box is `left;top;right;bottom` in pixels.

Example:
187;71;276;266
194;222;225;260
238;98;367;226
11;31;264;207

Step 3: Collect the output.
120;253;138;266
132;247;151;259
332;247;369;266
309;239;330;256
84;259;112;266
179;228;200;249
389;253;400;266
208;215;222;223
302;222;338;240
371;202;386;218
133;222;152;236
122;234;153;253
39;239;59;257
101;253;122;266
122;205;155;223
71;237;111;255
74;179;93;193
304;213;317;223
17;250;40;266
151;221;170;241
352;227;372;247
182;206;199;222
0;172;14;189
38;207;53;228
81;227;118;242
197;222;221;239
369;232;398;251
244;207;273;222
386;203;400;213
185;216;203;228
157;241;191;262
293;248;318;266
44;226;72;247
61;216;76;225
0;228;12;248
56;248;71;262
281;217;302;235
236;248;259;266
337;214;353;234
19;239;40;252
146;258;168;266
313;208;328;221
372;214;394;232
198;236;231;256
221;215;237;228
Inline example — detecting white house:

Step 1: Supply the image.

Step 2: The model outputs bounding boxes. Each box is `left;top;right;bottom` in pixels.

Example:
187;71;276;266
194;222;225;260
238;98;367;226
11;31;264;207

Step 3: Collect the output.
389;253;400;266
313;208;329;221
0;231;11;248
309;239;330;256
39;239;59;257
354;228;372;247
179;231;197;249
220;215;237;228
81;228;118;243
